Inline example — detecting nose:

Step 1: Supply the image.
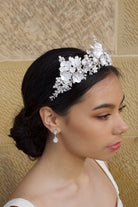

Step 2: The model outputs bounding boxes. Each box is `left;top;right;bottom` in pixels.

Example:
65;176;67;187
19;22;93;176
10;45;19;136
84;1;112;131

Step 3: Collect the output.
113;115;128;135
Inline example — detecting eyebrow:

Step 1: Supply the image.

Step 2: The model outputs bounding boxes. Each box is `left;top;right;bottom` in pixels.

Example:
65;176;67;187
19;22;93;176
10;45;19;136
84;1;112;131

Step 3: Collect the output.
92;95;125;111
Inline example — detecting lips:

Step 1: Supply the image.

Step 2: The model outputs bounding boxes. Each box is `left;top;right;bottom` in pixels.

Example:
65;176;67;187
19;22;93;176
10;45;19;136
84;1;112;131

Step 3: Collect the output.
108;141;121;150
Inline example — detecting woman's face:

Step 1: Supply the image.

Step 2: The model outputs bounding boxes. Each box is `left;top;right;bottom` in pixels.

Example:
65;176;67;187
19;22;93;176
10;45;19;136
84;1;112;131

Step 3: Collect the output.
58;73;128;161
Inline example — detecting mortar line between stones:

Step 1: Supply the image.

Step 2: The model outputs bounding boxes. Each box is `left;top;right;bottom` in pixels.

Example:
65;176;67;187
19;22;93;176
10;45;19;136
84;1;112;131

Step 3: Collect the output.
114;0;118;55
0;55;138;63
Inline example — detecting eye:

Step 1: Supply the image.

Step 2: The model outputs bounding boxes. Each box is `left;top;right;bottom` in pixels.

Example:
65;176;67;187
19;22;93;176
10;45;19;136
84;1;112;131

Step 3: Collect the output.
97;114;111;120
119;105;126;112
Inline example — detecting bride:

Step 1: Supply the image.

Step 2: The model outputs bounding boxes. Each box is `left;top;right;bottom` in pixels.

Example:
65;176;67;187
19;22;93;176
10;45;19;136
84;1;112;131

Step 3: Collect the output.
4;37;128;207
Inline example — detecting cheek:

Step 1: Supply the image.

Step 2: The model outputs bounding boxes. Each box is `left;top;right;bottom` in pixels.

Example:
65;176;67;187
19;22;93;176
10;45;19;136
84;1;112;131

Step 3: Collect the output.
60;115;89;156
61;115;106;154
61;116;113;159
66;114;92;138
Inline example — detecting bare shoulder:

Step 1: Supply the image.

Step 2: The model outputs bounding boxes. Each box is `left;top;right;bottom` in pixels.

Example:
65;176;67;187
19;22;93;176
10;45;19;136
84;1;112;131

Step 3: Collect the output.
9;180;66;207
9;180;31;200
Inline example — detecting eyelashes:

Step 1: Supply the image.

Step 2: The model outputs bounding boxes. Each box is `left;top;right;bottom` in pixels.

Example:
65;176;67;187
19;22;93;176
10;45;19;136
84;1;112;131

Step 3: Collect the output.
96;105;126;120
119;104;126;112
97;114;110;120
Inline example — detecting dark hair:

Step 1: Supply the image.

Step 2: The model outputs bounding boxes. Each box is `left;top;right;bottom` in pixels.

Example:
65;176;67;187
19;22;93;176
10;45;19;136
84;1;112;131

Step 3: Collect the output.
10;48;119;158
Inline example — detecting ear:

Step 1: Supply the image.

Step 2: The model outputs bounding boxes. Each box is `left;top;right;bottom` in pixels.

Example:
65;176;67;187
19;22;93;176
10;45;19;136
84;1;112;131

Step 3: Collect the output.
39;107;61;133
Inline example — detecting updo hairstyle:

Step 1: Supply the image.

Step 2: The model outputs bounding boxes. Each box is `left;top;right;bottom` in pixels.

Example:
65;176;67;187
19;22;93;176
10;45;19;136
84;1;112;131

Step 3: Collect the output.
10;48;119;158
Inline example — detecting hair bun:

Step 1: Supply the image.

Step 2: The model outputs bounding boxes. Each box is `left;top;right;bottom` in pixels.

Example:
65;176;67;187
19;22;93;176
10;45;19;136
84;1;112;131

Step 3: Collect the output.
10;108;48;158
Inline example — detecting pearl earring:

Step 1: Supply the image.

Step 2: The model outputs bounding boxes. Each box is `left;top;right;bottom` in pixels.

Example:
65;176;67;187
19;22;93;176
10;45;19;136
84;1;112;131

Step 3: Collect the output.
53;129;58;143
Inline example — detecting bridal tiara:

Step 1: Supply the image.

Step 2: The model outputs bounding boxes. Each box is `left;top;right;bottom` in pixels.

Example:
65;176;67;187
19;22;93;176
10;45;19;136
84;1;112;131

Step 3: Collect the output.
49;36;112;101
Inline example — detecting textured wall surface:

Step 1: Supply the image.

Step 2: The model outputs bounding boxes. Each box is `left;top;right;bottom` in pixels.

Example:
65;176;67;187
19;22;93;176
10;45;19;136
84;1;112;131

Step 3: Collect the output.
109;137;138;207
117;0;138;54
0;0;115;61
0;0;138;207
0;141;35;206
0;61;32;142
112;57;138;137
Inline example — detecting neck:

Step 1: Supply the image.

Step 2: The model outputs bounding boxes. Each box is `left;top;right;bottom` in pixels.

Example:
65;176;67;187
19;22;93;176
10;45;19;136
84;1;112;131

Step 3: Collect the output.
37;138;88;186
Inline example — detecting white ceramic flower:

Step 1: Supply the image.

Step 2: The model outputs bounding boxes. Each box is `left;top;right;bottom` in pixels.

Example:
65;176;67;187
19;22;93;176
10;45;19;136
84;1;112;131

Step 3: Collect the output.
72;72;84;83
60;72;71;83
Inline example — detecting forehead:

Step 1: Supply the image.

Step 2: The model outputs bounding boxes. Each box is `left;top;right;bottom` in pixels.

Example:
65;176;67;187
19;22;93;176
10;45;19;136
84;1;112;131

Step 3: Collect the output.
82;74;123;105
74;74;123;110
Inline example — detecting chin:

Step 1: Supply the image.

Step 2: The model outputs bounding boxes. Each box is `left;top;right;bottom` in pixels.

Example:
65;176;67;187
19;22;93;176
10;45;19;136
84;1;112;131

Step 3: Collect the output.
87;151;116;161
100;151;117;161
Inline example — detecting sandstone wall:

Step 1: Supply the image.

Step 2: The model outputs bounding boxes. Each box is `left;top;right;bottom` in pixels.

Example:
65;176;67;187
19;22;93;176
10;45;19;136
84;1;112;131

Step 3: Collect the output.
0;1;137;206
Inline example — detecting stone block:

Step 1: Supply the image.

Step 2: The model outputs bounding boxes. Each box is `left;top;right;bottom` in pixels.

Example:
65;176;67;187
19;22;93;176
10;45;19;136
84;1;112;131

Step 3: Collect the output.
0;61;32;143
109;137;138;207
112;56;138;136
117;0;138;54
0;0;116;60
0;143;35;206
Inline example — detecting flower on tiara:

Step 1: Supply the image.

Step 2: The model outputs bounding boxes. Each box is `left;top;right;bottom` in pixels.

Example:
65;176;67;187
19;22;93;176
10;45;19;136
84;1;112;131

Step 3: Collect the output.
49;36;112;101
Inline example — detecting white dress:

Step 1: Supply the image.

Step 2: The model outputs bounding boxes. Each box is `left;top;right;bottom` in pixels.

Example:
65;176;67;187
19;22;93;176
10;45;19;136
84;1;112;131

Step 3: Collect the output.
4;160;123;207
